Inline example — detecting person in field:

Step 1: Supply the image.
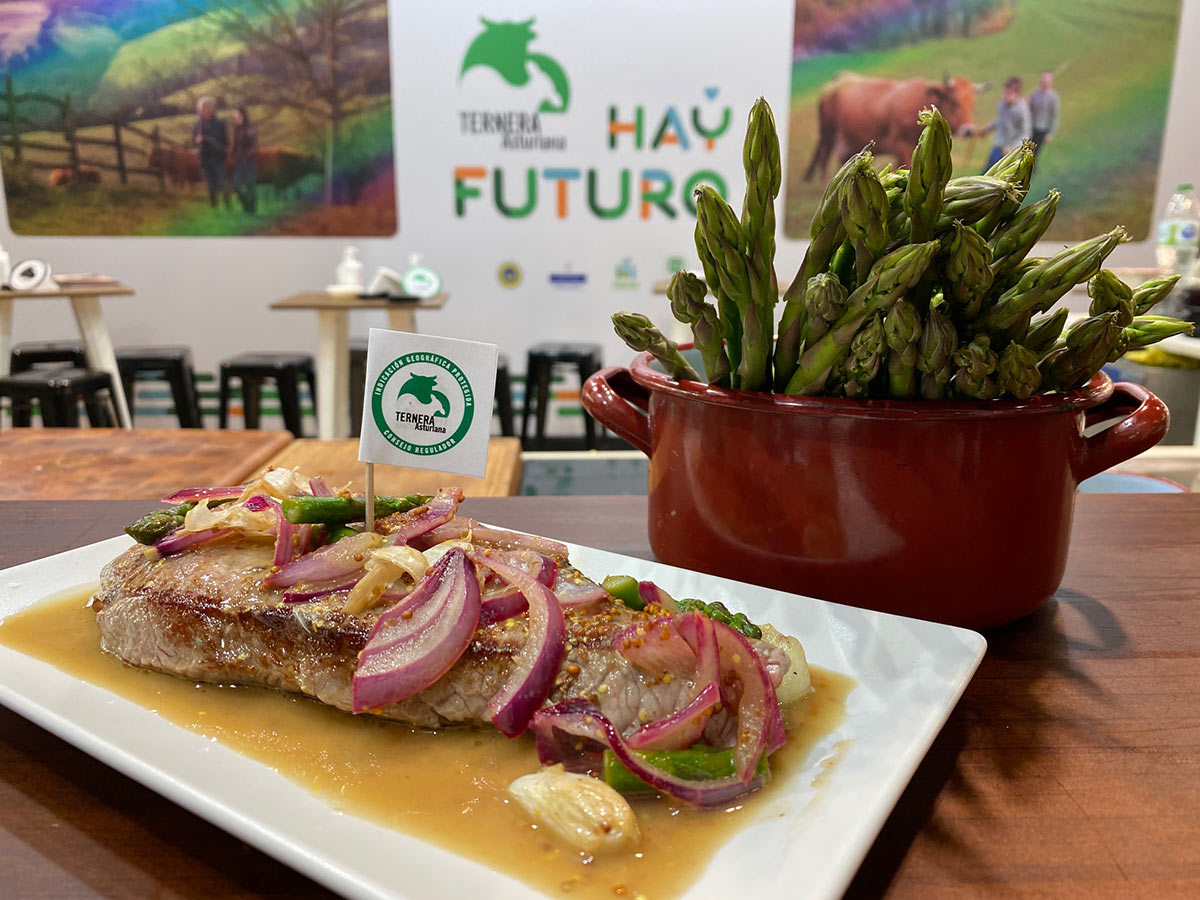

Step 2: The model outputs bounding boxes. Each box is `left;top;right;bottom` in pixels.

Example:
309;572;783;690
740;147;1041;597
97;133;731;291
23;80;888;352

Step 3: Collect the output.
192;96;228;208
1028;70;1061;159
977;75;1031;171
231;107;258;214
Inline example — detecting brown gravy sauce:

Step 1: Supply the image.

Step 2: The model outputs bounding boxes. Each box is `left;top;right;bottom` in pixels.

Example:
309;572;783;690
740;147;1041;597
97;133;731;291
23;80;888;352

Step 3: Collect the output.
0;585;854;900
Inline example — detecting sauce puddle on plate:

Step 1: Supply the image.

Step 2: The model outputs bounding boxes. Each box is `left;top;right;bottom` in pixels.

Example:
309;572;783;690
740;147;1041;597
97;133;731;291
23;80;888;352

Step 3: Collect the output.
0;586;853;900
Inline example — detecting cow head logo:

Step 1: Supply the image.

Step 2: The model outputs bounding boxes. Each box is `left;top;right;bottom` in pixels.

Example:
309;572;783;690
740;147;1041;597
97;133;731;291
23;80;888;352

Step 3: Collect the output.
460;17;571;114
396;373;450;418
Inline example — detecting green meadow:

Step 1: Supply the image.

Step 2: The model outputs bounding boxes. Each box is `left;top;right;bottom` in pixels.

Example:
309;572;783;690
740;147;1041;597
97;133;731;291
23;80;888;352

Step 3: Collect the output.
785;0;1182;241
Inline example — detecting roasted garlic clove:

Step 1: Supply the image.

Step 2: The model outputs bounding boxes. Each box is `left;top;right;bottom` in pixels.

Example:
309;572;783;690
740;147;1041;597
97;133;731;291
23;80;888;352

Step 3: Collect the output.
760;623;813;705
508;764;640;853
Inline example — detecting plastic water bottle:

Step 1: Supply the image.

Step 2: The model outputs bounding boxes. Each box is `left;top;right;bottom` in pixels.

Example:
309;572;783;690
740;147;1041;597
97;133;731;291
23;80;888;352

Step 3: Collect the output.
1155;184;1200;274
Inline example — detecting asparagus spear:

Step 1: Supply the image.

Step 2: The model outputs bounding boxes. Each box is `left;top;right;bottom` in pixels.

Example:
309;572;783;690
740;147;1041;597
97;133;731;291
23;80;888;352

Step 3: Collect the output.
784;241;940;395
893;176;1021;242
1025;308;1069;356
798;273;850;346
695;213;742;385
741;97;781;319
668;270;731;385
844;313;886;397
125;503;196;545
884;298;923;399
977;227;1129;341
696;186;770;390
775;147;871;390
1039;312;1123;391
1130;274;1182;315
1087;269;1134;326
280;494;429;525
996;342;1042;399
612;312;702;382
1108;315;1194;361
990;190;1060;279
603;747;770;795
840;155;891;284
942;219;995;321
675;597;762;639
904;106;953;242
952;334;1000;399
977;139;1035;237
916;306;958;399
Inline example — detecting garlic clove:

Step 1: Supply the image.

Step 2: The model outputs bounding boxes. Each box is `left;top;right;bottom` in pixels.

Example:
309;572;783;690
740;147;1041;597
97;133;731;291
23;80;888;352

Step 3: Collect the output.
508;764;640;853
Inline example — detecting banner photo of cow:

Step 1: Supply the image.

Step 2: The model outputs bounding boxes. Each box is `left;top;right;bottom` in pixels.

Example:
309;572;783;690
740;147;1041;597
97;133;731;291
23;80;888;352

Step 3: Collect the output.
0;0;397;237
785;0;1183;242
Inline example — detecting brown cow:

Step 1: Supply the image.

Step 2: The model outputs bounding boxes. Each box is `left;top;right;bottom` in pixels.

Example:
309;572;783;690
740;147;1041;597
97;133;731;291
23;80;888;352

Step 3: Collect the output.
48;166;101;187
804;72;989;181
146;145;201;189
248;147;321;194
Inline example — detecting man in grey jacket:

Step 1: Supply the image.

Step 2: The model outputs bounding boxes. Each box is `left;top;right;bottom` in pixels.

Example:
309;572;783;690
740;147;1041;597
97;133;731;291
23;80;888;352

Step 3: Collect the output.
978;75;1031;171
1028;70;1061;158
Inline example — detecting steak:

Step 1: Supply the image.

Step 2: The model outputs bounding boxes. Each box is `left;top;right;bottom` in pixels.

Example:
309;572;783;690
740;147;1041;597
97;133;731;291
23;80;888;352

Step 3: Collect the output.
93;539;788;737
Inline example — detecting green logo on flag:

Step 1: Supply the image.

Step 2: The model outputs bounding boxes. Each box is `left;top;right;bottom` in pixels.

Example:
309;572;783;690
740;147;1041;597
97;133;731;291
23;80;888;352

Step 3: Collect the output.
371;353;475;456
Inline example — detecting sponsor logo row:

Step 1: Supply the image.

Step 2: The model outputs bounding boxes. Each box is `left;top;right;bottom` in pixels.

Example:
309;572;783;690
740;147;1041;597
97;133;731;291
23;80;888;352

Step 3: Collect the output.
496;256;691;291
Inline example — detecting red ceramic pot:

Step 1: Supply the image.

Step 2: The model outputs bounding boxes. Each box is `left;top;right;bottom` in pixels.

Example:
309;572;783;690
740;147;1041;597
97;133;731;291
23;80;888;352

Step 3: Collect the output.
582;352;1169;629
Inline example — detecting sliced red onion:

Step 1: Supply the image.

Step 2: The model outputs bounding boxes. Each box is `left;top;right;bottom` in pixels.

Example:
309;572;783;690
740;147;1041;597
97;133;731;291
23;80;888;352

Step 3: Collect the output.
161;485;245;504
154;528;232;556
309;476;334;497
413;518;569;560
264;531;380;588
530;699;767;808
352;549;481;713
383;487;464;544
297;523;314;555
477;551;557;623
553;568;608;609
244;495;300;569
624;613;721;751
612;617;697;675
470;550;566;737
479;591;528;626
637;580;680;613
709;619;780;781
281;579;358;603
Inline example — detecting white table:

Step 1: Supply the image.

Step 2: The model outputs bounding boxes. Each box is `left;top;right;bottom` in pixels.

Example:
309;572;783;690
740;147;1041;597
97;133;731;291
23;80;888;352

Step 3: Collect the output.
269;291;449;439
0;283;134;428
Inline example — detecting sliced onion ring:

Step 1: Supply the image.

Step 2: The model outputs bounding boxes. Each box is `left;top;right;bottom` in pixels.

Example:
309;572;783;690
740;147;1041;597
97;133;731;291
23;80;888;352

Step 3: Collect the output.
351;548;481;712
469;550;566;737
414;518;569;560
161;485;245;504
264;531;383;588
478;551;557;624
553;567;608;609
382;487;464;544
530;698;767;808
623;613;720;751
308;476;334;497
154;528;232;556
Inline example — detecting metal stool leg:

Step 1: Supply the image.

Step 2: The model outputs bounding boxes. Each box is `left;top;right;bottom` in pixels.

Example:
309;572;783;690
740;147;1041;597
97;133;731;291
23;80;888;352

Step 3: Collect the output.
534;360;552;450
495;365;515;437
241;377;262;429
165;365;195;429
578;360;598;449
218;366;231;429
276;370;303;437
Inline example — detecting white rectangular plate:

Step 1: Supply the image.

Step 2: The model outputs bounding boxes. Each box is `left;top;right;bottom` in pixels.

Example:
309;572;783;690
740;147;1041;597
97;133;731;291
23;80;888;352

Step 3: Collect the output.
0;534;985;900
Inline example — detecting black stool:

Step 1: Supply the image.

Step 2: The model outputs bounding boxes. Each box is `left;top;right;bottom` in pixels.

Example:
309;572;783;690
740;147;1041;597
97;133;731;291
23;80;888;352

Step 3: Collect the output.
218;353;315;436
0;368;118;427
10;340;87;373
116;346;203;428
495;353;515;437
521;343;602;449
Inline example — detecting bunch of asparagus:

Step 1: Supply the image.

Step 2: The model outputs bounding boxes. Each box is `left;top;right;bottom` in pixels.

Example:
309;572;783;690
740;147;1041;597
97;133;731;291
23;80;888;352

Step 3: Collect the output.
612;99;1192;400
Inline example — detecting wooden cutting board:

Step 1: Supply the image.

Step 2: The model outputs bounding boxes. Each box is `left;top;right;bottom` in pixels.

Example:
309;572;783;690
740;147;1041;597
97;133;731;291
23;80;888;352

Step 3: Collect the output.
0;429;294;500
258;437;523;497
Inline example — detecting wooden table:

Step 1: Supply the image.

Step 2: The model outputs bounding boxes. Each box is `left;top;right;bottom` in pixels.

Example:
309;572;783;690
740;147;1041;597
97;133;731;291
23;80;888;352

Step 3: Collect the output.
0;283;136;428
270;291;450;441
261;436;523;497
0;428;293;500
0;494;1197;898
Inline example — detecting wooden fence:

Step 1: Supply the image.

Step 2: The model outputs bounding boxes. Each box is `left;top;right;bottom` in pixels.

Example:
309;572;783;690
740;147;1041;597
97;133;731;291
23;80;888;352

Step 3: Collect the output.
0;75;169;188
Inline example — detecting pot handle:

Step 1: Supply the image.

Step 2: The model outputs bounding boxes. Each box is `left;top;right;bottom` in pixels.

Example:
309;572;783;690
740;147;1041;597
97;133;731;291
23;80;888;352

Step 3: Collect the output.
581;367;651;455
1076;381;1170;482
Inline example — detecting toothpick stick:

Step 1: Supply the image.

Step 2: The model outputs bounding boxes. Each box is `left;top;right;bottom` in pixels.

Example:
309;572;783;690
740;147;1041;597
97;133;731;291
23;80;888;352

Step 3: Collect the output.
365;462;375;531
